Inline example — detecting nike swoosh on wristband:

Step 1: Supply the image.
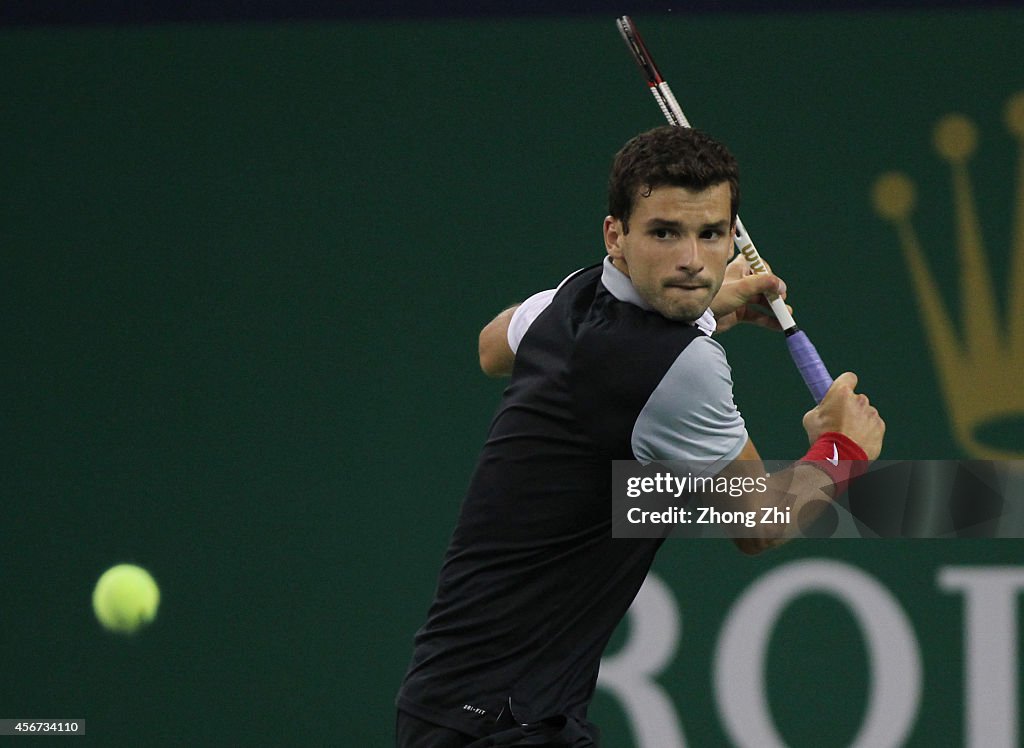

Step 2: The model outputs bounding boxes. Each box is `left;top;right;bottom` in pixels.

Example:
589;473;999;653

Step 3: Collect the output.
827;443;839;466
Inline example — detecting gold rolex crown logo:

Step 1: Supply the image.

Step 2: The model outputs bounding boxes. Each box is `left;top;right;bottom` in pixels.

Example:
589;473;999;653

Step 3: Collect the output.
872;92;1024;459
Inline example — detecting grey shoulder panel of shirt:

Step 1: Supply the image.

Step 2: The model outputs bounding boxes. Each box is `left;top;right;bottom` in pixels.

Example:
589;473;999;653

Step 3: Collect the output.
630;334;748;474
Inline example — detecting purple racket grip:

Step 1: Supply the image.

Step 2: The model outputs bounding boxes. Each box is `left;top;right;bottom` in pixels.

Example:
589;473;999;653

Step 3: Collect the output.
785;329;833;403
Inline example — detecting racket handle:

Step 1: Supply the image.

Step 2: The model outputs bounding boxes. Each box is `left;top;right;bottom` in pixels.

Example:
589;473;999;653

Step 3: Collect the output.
785;329;834;403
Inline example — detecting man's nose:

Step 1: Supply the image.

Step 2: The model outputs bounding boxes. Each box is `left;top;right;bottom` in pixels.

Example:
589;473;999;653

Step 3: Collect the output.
676;237;704;272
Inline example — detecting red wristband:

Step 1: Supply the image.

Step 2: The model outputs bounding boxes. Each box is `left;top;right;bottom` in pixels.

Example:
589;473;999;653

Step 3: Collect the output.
800;432;869;496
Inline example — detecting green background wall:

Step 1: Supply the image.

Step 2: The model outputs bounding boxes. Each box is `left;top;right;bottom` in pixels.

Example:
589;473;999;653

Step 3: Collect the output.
3;8;1023;745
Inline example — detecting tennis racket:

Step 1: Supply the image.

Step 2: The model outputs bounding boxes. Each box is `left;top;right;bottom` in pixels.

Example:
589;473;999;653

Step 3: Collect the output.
616;15;834;403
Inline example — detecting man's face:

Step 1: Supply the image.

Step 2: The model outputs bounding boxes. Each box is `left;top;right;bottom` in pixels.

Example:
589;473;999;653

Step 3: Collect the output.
604;182;735;322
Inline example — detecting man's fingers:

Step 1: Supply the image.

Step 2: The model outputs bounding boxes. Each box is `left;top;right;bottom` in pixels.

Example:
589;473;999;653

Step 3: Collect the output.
829;371;860;395
724;253;752;282
736;272;786;302
742;309;783;331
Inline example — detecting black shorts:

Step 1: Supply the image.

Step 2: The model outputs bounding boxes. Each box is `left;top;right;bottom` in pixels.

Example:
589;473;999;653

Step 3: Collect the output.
395;709;599;748
395;710;476;748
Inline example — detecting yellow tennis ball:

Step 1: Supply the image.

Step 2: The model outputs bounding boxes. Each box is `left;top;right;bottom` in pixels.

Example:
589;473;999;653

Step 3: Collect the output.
92;564;160;634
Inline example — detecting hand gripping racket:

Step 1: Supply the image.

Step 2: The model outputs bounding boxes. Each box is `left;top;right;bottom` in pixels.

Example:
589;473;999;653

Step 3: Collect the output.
616;15;834;403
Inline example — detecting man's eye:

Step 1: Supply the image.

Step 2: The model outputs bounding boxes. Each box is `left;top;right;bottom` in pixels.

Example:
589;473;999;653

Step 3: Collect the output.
700;230;720;240
653;228;674;239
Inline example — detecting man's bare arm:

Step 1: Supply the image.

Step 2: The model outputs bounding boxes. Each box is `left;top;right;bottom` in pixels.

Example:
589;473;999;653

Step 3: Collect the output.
716;372;885;555
478;305;519;377
716;439;838;555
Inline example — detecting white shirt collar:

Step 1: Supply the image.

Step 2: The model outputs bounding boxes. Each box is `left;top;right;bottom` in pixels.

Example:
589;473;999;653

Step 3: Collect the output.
600;257;717;336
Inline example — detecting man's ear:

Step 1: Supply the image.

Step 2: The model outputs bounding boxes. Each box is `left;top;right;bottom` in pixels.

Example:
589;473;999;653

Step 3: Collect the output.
604;215;625;262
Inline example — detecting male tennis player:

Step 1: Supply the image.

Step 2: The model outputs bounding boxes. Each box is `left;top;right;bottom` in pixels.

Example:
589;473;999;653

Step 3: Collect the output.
396;126;884;747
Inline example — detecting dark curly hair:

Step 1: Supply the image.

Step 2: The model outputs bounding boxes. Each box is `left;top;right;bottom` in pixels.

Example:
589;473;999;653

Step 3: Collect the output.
608;126;739;233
